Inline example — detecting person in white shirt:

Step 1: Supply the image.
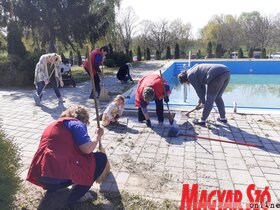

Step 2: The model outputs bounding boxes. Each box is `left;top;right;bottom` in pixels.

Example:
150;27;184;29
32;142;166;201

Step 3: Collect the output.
102;95;125;126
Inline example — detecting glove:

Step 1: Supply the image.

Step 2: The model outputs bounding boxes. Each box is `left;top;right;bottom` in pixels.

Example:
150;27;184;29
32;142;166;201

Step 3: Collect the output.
146;119;152;127
164;96;169;103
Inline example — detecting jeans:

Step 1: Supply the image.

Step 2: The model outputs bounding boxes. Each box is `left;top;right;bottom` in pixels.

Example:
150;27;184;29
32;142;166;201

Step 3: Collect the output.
39;152;107;204
86;70;101;98
36;75;61;99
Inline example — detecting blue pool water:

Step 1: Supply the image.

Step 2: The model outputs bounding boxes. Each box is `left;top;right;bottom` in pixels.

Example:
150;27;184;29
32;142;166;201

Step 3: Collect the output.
169;74;280;109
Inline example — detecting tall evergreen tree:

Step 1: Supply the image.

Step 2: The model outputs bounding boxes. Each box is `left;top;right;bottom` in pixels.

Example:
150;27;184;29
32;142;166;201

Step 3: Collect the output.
215;43;223;58
137;46;142;61
238;48;244;58
166;46;171;59
174;43;180;59
7;21;27;58
261;48;266;58
146;47;151;60
249;47;254;58
207;41;213;58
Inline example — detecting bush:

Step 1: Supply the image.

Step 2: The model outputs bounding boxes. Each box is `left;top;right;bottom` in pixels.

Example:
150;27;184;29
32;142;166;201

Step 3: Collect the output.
113;52;130;66
0;125;21;210
103;58;116;68
0;52;41;87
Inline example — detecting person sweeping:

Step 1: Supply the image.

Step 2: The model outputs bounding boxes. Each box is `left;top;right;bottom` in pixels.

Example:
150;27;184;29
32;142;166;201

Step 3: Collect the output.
33;53;64;106
178;63;231;126
135;73;170;127
26;106;108;206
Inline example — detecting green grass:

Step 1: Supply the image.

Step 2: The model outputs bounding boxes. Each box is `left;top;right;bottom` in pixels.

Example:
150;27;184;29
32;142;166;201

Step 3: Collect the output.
71;65;118;84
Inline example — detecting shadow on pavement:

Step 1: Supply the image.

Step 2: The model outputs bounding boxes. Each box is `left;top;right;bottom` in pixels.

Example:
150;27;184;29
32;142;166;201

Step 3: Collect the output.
37;174;125;210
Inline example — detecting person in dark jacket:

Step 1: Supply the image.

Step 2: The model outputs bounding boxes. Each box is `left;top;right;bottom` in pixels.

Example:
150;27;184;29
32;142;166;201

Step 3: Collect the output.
116;63;134;83
26;106;107;205
178;64;230;126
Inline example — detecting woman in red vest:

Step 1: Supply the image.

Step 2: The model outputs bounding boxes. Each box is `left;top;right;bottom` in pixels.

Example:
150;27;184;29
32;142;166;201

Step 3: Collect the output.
26;106;107;205
135;74;170;127
83;46;109;99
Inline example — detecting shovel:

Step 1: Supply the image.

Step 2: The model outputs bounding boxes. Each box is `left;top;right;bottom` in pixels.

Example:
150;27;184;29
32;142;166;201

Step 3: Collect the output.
86;46;110;183
159;70;174;125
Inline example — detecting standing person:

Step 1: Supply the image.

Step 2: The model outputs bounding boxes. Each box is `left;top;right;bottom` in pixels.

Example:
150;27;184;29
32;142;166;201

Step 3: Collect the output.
116;63;134;84
83;46;109;99
34;53;64;105
178;64;231;126
102;95;125;126
26;106;108;205
135;74;170;127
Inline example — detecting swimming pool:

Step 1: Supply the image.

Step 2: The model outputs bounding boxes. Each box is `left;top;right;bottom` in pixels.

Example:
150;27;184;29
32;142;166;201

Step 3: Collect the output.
127;60;280;110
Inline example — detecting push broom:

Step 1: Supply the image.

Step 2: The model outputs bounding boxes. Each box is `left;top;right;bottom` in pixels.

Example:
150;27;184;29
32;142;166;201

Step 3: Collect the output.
33;64;56;106
99;64;110;102
86;46;110;183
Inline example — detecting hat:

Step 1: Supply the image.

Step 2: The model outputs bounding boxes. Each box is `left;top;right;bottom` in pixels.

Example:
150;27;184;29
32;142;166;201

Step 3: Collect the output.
143;87;155;102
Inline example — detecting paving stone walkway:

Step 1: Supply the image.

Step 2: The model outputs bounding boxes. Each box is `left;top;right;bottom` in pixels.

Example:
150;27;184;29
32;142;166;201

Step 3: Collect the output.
1;60;280;206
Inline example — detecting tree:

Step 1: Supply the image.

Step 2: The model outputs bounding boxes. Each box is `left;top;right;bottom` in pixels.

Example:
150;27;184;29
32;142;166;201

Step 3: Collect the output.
174;43;180;59
248;47;254;58
137;46;142;61
239;12;273;50
165;46;171;59
116;7;138;54
150;19;170;59
77;50;82;66
207;41;213;58
146;47;151;60
7;21;27;58
261;48;266;58
129;50;133;62
238;48;244;58
156;50;160;60
69;50;73;65
197;50;202;59
215;43;223;58
15;0;120;51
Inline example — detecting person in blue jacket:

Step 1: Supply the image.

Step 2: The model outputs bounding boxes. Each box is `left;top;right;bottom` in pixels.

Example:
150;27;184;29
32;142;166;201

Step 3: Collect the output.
178;64;231;126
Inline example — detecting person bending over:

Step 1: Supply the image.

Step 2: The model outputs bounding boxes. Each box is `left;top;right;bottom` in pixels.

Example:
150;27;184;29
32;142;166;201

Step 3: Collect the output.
116;63;134;84
178;63;230;126
135;74;170;127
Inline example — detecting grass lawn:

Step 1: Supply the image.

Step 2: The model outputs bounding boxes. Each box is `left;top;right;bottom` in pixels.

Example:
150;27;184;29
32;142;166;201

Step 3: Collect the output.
71;65;119;83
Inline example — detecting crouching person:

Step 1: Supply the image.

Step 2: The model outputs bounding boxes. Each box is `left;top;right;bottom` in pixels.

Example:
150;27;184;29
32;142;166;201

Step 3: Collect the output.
102;95;125;126
26;106;107;205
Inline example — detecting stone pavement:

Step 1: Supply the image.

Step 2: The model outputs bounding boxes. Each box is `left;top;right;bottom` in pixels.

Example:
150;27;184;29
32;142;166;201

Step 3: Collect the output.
1;60;280;206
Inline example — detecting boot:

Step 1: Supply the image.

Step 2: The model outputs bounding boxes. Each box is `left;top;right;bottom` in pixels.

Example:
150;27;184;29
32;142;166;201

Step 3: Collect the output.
58;97;65;103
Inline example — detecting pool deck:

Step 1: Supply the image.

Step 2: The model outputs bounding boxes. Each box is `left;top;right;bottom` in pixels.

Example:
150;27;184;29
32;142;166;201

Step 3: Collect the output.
1;60;280;206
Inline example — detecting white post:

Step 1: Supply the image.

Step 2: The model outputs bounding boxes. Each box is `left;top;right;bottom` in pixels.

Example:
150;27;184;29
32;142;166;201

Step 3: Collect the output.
188;51;191;67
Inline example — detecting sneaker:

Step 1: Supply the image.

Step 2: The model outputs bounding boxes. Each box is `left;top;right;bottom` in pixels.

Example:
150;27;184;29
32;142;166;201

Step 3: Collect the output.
58;97;65;103
193;119;206;126
217;117;227;123
78;192;94;202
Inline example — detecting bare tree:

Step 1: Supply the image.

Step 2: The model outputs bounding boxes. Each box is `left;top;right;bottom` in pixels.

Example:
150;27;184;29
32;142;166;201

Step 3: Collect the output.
149;19;170;59
169;18;192;56
239;11;274;49
116;6;138;54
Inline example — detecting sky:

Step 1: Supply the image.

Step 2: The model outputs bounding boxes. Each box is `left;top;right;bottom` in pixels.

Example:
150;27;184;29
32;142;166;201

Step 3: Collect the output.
120;0;279;37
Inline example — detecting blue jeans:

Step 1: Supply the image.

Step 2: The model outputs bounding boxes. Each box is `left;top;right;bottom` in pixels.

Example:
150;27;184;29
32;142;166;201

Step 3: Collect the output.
36;76;61;99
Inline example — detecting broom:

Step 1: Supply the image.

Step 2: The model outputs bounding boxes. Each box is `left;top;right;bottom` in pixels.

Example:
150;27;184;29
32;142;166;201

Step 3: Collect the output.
86;46;111;183
99;64;110;102
33;64;56;105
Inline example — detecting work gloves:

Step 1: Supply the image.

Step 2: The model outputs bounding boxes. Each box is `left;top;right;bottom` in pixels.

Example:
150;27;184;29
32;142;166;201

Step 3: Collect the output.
164;96;169;103
195;102;204;110
146;119;152;127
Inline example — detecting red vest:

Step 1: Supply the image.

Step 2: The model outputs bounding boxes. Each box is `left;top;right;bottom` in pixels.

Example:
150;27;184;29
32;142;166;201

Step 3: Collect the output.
26;117;96;187
83;49;102;76
135;74;166;107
